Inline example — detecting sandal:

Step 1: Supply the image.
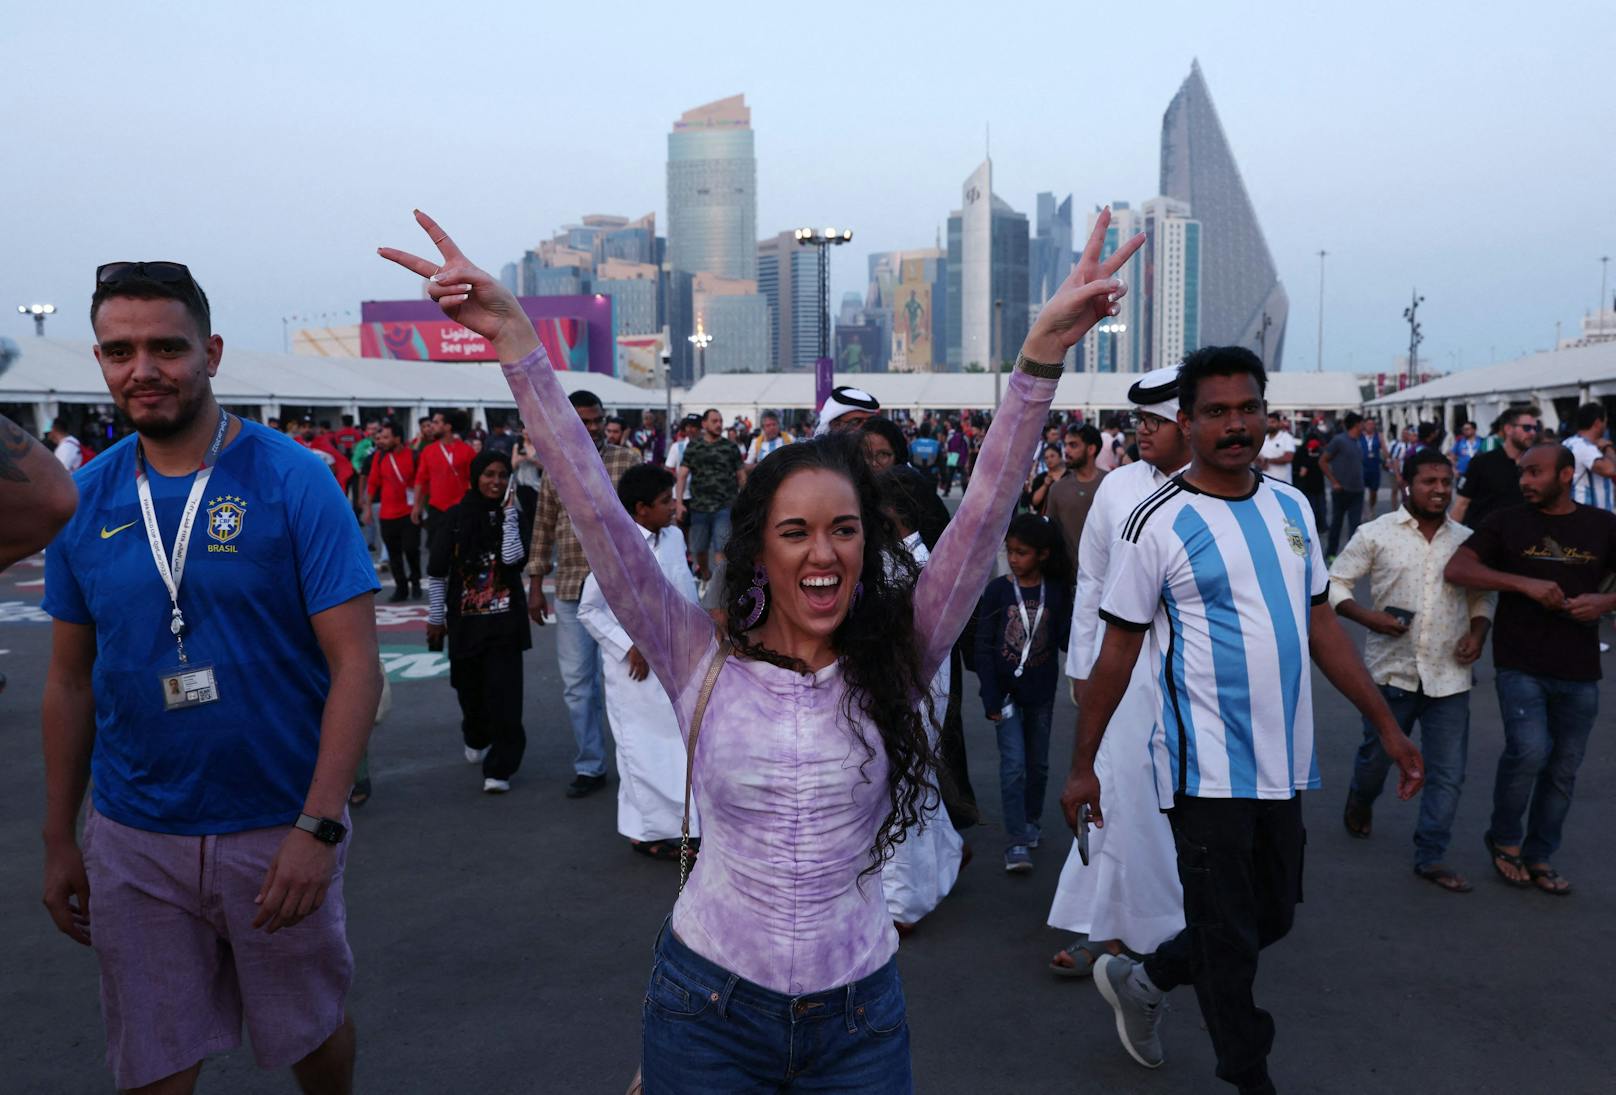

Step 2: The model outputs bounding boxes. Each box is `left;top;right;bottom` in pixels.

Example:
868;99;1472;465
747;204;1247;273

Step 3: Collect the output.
1049;937;1105;979
348;779;372;808
1483;832;1530;888
1413;864;1473;893
630;840;683;863
1342;796;1372;839
1527;864;1572;897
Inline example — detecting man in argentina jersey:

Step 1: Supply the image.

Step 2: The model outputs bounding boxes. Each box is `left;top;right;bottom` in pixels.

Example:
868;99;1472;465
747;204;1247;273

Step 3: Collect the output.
1562;402;1615;511
1061;346;1425;1095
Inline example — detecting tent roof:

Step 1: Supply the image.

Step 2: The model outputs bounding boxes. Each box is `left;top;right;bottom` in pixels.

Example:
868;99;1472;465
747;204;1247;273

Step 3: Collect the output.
1367;341;1616;407
0;338;655;408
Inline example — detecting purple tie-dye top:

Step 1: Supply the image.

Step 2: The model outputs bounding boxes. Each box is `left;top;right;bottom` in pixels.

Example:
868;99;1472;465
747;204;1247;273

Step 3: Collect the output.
501;346;1055;993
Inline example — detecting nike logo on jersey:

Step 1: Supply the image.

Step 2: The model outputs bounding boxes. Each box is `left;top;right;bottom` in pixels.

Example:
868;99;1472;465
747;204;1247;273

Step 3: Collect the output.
100;521;138;540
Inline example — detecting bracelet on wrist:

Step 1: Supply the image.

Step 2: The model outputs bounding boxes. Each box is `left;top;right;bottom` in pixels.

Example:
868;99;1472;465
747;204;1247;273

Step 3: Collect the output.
1014;352;1064;380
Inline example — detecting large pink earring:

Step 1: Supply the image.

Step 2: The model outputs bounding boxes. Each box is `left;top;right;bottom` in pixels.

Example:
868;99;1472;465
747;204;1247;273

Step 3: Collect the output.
739;565;769;629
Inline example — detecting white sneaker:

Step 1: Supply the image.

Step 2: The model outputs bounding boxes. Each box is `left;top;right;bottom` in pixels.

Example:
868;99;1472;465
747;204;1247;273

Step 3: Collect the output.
464;746;489;764
482;778;511;794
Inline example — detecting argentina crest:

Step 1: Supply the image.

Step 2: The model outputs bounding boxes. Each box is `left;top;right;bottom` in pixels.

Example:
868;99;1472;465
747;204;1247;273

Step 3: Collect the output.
206;494;247;551
1281;517;1307;558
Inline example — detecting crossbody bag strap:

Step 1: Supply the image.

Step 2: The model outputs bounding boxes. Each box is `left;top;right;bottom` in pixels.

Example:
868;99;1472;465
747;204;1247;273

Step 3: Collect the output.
679;637;730;894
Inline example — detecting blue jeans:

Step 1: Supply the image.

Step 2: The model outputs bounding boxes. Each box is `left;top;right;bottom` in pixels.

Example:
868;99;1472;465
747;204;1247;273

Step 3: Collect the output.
641;921;912;1093
996;699;1053;847
688;507;733;558
1349;685;1469;868
551;596;606;777
1490;670;1599;862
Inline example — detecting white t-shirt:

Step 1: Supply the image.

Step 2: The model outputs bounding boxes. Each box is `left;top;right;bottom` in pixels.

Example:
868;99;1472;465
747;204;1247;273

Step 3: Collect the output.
53;435;84;472
665;438;692;500
1258;431;1298;484
1096;430;1124;471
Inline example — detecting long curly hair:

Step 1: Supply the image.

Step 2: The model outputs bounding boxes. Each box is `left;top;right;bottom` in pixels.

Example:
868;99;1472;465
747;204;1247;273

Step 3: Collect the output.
721;433;941;877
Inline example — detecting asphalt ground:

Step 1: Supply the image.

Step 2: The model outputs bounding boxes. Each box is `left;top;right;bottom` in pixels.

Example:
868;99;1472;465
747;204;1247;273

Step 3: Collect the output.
1;514;1613;1094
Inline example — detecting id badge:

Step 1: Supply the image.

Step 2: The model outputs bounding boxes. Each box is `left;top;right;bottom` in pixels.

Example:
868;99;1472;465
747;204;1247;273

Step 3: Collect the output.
405;487;416;506
159;664;221;710
1000;698;1016;720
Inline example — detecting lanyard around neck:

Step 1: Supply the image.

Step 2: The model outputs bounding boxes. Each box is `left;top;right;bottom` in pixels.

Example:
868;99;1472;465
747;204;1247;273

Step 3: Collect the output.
1011;580;1045;679
134;408;230;663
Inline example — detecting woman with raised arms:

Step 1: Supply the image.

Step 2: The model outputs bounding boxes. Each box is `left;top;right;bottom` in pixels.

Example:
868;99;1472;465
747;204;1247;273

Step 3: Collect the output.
380;208;1142;1093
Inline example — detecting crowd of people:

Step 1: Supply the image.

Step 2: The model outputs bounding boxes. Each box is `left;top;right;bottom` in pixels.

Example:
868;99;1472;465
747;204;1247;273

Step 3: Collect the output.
7;218;1613;1094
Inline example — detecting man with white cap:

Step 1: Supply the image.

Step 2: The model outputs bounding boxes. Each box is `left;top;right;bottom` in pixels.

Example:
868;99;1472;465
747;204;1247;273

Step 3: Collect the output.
1046;365;1190;976
814;385;881;436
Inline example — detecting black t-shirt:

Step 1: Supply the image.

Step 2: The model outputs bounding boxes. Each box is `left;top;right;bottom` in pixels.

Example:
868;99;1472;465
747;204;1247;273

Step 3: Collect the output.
1293;430;1327;495
1457;447;1523;529
1467;503;1616;681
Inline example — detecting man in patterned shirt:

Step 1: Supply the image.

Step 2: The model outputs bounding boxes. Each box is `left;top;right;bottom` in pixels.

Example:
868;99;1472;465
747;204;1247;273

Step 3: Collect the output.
526;388;639;798
1330;447;1494;892
676;407;742;582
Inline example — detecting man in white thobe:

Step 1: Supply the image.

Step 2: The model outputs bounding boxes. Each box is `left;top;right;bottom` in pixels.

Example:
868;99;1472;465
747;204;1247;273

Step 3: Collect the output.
1047;368;1190;971
883;530;965;928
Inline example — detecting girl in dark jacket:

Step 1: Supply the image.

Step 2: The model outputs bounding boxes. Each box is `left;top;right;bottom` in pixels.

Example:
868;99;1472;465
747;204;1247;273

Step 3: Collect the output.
427;449;532;792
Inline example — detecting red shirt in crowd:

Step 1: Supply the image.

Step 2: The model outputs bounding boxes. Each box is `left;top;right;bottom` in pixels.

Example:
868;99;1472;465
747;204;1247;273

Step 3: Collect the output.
368;446;418;521
415;438;475;512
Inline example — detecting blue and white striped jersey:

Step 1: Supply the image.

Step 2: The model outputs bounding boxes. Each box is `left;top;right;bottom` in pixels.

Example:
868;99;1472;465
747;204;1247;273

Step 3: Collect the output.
1564;436;1615;512
1100;474;1329;804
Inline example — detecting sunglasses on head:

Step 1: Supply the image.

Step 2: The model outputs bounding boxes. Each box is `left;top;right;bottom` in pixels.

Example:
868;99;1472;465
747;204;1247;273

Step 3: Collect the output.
96;261;197;289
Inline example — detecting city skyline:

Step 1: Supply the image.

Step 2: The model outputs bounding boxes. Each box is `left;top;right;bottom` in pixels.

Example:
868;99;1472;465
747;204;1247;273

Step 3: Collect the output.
5;0;1610;379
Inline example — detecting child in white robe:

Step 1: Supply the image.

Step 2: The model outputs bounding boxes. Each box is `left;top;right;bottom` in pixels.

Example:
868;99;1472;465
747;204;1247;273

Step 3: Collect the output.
578;464;702;859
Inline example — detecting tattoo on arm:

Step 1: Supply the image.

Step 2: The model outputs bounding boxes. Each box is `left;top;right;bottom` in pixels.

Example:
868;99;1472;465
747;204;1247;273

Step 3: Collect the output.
0;414;35;483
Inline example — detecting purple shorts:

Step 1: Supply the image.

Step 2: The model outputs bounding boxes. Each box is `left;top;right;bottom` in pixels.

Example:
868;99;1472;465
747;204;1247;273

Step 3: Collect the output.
81;806;353;1089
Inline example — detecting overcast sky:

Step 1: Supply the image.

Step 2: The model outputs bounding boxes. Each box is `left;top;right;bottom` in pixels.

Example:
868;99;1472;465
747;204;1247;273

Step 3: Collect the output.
7;0;1611;376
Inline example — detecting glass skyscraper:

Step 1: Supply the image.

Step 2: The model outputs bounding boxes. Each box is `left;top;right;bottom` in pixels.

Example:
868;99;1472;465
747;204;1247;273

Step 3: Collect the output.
667;96;765;383
1160;60;1288;368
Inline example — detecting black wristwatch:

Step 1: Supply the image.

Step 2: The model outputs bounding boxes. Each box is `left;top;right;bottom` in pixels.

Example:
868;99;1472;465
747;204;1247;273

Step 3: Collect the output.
295;813;347;845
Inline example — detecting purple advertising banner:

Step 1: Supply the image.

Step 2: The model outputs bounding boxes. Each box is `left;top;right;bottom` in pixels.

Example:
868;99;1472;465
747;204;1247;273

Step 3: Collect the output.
814;356;834;417
360;294;616;375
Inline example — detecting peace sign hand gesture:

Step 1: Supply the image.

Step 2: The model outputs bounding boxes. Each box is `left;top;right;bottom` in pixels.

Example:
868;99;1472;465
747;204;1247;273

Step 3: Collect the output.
378;210;540;361
1021;206;1146;364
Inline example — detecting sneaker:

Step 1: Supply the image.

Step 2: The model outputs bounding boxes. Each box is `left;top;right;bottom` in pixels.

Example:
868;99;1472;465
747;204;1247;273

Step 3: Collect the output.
482;778;511;794
1094;954;1166;1069
387;585;409;603
464;746;489;764
1004;845;1033;873
566;773;608;798
1026;825;1042;849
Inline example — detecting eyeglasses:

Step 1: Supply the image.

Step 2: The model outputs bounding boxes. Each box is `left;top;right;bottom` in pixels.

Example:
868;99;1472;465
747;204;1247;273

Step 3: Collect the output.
1134;412;1174;434
1513;422;1541;433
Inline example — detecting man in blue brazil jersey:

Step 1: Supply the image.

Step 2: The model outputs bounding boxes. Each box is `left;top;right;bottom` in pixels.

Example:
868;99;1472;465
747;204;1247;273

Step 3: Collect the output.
40;262;381;1094
1060;346;1424;1095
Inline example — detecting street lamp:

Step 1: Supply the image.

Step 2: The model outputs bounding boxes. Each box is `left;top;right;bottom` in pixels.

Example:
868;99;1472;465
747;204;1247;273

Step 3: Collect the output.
688;316;714;381
1316;250;1327;372
1403;289;1425;387
659;344;674;446
794;226;854;361
18;303;55;337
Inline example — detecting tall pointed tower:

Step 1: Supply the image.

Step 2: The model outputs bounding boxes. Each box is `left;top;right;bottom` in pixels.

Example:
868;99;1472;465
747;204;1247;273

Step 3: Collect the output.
1160;61;1288;369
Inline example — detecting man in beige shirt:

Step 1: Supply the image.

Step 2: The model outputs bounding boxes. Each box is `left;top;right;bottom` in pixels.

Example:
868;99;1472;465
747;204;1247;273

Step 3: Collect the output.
1328;447;1494;892
1043;423;1106;571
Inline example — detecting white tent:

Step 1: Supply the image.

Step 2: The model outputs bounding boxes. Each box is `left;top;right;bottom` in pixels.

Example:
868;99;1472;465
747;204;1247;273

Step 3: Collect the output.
680;368;1367;422
0;338;662;436
1367;341;1616;434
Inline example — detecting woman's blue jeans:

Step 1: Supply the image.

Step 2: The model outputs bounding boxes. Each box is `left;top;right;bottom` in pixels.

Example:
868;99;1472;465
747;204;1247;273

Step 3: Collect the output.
996;700;1053;848
640;921;912;1093
1490;669;1599;863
